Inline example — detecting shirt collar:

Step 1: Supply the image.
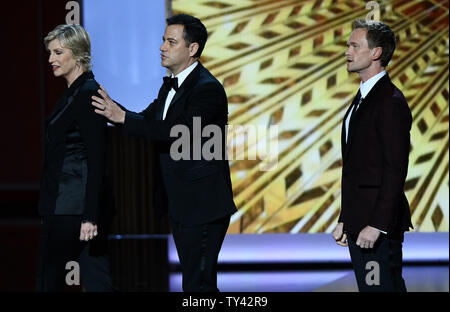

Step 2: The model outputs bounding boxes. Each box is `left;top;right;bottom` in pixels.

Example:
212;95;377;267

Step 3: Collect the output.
359;70;386;98
171;61;198;88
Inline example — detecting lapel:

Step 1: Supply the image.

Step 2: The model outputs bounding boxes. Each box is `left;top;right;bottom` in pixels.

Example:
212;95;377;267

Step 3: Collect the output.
342;73;391;163
154;83;170;120
46;91;69;125
46;71;94;125
341;91;359;160
164;62;203;122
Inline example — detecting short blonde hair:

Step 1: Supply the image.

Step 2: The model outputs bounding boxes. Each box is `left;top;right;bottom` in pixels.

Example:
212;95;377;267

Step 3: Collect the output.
44;24;92;71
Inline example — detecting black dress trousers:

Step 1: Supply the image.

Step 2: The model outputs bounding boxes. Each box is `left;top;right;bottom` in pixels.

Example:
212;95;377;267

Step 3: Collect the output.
170;215;230;292
347;234;407;292
36;215;114;292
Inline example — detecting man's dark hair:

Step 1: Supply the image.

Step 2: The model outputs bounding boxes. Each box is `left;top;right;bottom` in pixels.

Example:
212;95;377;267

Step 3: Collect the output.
167;14;208;58
352;19;396;67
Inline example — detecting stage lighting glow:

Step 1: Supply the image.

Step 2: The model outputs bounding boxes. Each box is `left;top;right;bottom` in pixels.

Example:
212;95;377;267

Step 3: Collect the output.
83;0;167;113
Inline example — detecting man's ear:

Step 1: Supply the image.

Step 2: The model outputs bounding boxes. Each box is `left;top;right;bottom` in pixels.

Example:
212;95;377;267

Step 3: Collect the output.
189;42;199;57
371;46;383;61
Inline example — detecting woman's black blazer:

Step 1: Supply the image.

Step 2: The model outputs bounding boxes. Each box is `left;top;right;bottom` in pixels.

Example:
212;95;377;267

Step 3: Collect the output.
38;71;110;224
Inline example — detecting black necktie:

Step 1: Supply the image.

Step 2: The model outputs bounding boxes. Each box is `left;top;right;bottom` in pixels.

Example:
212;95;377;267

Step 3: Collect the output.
163;76;179;91
348;91;363;139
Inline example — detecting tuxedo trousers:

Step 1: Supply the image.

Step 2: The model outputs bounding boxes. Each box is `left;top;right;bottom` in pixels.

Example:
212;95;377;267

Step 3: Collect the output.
347;234;407;292
170;215;230;292
36;215;114;292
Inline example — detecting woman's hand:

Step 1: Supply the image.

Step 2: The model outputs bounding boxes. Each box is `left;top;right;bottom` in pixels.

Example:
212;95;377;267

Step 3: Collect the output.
80;221;98;241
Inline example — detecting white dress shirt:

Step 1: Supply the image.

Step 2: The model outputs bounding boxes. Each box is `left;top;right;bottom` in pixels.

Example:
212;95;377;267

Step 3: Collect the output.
344;70;387;235
345;70;386;142
162;61;198;120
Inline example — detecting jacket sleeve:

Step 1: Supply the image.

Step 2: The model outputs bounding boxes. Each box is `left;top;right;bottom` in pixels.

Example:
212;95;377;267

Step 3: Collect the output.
75;88;107;223
122;82;227;143
369;97;412;233
338;212;344;223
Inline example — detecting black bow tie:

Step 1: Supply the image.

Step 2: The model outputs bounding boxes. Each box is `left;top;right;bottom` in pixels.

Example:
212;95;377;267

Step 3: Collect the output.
163;76;179;91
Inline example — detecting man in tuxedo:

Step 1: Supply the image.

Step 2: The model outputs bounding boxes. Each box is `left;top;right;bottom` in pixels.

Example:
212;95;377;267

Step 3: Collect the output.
92;14;237;291
332;19;413;292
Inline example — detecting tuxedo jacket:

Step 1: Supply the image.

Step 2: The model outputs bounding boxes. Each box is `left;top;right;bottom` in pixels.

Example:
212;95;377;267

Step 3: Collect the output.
123;62;237;226
338;73;413;236
38;71;112;224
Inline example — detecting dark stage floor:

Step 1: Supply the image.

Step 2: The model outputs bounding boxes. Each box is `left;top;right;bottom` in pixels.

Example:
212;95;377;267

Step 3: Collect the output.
1;219;448;292
169;265;449;292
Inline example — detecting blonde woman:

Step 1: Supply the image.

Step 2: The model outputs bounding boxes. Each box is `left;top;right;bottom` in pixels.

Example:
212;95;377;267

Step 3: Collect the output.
36;24;114;291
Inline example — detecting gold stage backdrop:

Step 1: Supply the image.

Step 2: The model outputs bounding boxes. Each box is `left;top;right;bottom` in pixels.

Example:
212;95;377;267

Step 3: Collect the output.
172;0;449;233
